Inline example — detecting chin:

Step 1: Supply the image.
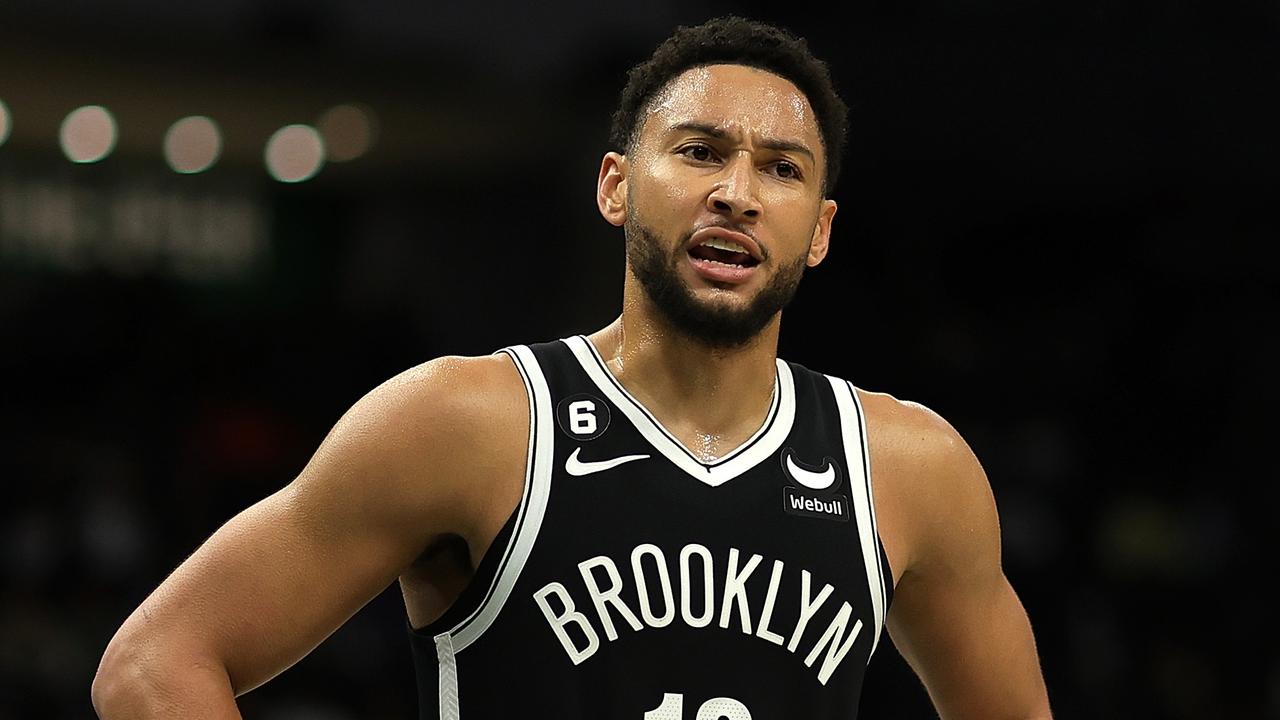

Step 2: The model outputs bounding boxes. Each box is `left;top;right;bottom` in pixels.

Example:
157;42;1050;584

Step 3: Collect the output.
686;286;755;312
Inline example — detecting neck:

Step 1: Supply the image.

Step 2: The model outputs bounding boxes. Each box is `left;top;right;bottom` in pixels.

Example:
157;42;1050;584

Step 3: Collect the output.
587;279;781;461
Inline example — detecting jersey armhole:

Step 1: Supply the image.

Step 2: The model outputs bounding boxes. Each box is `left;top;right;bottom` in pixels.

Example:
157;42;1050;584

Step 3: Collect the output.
406;504;522;639
413;344;554;655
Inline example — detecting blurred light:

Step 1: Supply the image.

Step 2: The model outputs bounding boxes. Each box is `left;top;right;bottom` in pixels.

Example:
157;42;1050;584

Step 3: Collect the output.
316;103;377;162
60;105;117;163
163;116;222;174
264;124;325;183
0;99;11;147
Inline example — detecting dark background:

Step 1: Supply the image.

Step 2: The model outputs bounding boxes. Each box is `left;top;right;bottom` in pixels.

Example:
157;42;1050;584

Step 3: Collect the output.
2;1;1277;718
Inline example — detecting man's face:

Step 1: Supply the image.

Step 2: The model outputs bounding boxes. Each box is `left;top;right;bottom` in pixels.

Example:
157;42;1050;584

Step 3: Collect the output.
603;63;837;349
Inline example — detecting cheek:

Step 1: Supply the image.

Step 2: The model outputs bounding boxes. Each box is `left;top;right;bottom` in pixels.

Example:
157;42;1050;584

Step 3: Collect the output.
664;181;691;204
760;186;816;225
773;203;824;253
633;160;699;212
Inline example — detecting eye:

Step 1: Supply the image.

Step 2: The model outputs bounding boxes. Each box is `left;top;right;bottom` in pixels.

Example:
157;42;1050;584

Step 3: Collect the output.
678;143;718;163
773;160;803;180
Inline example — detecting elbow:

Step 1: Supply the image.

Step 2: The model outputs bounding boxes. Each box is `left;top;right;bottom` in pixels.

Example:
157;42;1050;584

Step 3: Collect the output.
90;665;125;718
92;631;171;719
92;631;238;719
91;636;145;718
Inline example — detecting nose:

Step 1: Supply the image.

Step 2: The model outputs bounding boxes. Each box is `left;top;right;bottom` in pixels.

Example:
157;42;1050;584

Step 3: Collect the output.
706;153;762;220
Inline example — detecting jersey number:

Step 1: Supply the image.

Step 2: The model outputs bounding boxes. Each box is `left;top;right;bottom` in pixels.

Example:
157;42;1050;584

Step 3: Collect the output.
569;400;597;435
643;692;752;720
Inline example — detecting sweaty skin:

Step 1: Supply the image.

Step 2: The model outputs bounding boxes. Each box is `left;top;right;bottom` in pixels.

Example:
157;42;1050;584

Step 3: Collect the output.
92;64;1051;720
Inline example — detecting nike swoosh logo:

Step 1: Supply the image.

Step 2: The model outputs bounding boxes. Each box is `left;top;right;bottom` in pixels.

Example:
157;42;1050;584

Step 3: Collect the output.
785;453;837;490
565;447;650;477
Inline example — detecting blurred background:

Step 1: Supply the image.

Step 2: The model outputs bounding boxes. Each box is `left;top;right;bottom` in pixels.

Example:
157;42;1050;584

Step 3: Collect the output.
2;0;1277;718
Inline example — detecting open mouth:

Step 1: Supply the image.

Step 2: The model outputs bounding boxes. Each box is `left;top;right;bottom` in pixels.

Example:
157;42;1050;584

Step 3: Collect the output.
688;237;760;269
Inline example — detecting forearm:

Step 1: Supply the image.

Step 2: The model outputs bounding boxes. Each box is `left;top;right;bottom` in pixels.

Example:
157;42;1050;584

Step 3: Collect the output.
92;645;243;720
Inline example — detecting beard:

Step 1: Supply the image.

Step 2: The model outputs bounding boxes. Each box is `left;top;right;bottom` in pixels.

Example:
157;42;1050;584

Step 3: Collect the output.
624;214;808;350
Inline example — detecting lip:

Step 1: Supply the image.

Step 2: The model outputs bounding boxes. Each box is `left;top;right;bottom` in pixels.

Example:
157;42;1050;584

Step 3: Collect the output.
688;226;764;263
686;254;758;284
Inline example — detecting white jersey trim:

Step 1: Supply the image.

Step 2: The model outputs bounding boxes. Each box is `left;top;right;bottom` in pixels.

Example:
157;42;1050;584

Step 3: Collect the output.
441;345;555;654
433;631;459;720
565;334;796;487
827;376;888;660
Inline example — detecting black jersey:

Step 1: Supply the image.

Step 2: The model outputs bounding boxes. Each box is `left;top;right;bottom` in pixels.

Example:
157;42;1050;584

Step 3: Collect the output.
408;336;893;719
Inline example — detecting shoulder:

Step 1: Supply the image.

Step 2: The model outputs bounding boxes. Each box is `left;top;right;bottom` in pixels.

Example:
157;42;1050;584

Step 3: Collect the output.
331;351;527;452
297;351;530;530
801;368;969;465
792;366;977;482
855;389;973;468
853;388;999;579
365;351;528;433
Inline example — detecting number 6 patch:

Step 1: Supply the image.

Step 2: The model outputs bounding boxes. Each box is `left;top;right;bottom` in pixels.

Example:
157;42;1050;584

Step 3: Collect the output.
555;393;610;441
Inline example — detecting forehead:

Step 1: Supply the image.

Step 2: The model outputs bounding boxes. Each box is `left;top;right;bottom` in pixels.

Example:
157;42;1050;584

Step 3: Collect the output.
642;64;821;148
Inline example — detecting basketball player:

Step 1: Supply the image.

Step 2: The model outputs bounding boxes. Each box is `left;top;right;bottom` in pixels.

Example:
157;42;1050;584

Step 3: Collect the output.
93;16;1052;719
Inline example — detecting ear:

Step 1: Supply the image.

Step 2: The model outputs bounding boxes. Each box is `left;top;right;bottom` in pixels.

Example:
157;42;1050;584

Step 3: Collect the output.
807;199;837;267
597;152;629;227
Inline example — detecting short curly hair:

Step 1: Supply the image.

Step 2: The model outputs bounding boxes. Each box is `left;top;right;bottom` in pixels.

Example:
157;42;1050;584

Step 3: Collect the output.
609;16;849;195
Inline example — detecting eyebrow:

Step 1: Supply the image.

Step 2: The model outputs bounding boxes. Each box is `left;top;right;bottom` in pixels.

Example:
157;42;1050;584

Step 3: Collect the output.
668;120;816;165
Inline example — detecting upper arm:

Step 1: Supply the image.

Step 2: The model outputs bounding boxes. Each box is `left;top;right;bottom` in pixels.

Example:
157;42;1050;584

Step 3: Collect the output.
874;400;1052;719
97;353;526;697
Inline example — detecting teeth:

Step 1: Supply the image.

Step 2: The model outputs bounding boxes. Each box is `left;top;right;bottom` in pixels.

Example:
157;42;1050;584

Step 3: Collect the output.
700;237;749;254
